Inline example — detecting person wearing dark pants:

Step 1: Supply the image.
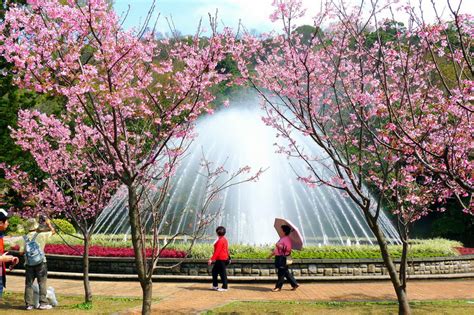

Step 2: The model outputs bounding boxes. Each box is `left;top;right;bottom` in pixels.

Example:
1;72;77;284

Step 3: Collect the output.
275;256;298;289
268;225;299;291
208;226;229;292
25;262;48;307
212;260;228;290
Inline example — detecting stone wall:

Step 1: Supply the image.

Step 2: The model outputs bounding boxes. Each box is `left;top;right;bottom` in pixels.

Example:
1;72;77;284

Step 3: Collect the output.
12;253;474;277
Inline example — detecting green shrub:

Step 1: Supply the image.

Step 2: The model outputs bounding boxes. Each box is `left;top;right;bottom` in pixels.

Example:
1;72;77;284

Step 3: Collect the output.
5;215;25;235
52;219;76;235
179;239;460;259
44;235;461;259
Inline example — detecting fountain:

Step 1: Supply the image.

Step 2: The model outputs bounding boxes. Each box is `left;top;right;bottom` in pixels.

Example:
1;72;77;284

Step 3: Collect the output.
94;93;400;245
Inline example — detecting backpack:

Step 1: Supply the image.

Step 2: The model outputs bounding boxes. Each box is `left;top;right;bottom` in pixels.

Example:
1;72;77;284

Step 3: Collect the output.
23;233;45;266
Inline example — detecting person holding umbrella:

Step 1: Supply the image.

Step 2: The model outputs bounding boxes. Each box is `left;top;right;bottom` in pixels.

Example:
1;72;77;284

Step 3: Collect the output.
268;219;301;292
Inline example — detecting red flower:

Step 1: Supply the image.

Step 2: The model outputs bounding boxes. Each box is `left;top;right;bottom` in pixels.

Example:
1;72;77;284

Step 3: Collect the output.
454;247;474;255
43;244;187;258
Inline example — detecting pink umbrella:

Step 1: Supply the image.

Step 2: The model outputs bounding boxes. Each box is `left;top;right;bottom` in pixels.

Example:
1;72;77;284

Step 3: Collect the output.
273;218;304;250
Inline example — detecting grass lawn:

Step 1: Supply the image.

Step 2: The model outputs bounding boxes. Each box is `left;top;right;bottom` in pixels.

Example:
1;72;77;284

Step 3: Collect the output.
0;291;150;314
206;300;474;314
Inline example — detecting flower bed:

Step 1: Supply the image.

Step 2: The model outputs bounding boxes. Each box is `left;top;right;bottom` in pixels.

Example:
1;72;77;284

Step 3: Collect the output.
7;237;462;259
455;247;474;255
10;244;187;258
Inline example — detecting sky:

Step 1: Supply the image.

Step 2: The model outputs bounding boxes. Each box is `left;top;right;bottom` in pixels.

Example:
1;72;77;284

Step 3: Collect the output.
113;0;473;35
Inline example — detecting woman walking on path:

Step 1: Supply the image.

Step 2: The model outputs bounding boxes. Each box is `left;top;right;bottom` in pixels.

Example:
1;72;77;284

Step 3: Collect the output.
268;224;299;292
208;226;229;292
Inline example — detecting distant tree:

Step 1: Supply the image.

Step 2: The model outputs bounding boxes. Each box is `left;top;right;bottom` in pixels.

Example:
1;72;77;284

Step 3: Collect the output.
293;24;324;46
429;201;474;247
365;20;406;48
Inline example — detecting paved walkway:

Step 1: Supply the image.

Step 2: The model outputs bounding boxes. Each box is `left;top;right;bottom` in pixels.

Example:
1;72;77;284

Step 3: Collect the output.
5;275;474;314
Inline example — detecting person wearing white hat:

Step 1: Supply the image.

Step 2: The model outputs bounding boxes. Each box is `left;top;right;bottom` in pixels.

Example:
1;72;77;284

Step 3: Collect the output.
18;216;55;310
0;208;20;298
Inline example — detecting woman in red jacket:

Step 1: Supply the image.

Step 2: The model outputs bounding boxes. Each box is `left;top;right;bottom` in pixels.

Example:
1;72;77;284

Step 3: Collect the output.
208;226;229;292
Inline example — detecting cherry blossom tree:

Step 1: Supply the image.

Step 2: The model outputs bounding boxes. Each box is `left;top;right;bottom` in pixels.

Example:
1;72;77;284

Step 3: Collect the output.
324;0;473;212
234;1;472;314
1;112;262;305
1;109;119;303
0;0;244;312
369;1;473;213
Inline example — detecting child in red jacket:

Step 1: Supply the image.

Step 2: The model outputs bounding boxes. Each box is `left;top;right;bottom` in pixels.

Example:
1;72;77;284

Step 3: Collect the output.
0;209;20;298
208;226;229;292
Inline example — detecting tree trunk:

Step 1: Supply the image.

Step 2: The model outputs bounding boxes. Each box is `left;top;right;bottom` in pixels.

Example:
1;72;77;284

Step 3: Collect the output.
141;279;153;315
368;216;411;315
82;234;92;303
395;284;410;315
127;185;153;315
398;224;410;314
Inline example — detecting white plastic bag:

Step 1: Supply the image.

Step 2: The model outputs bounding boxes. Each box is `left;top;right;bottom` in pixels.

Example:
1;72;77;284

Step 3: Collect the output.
46;286;58;306
32;282;58;308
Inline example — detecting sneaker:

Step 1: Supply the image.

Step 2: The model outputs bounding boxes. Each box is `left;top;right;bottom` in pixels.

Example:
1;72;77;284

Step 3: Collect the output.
291;284;300;291
217;288;228;292
39;304;53;310
25;306;34;310
271;288;281;292
211;286;219;291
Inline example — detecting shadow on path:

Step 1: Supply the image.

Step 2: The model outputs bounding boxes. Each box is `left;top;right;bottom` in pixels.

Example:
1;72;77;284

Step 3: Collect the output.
0;303;25;311
232;285;274;292
184;285;275;293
